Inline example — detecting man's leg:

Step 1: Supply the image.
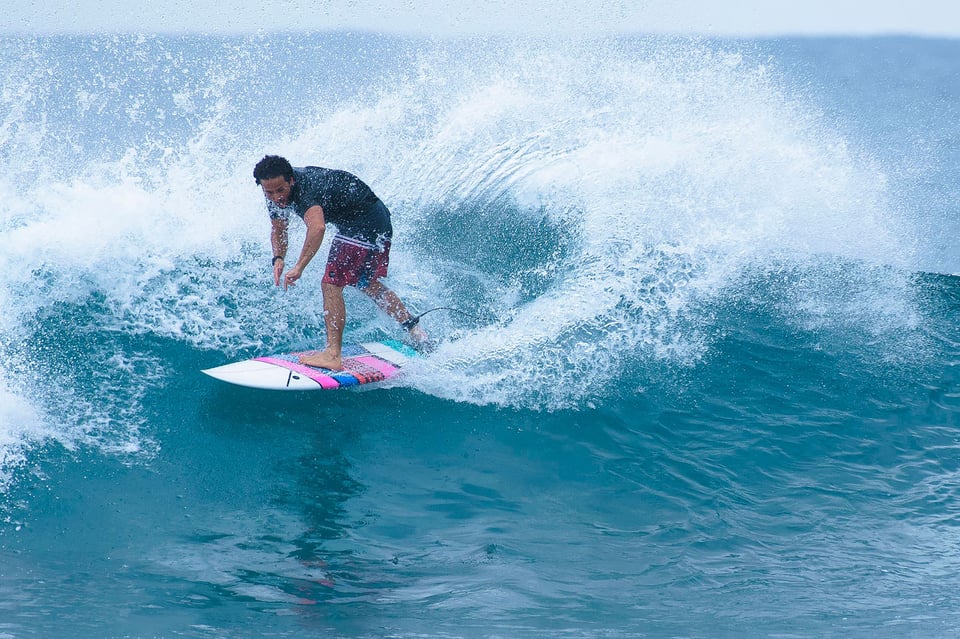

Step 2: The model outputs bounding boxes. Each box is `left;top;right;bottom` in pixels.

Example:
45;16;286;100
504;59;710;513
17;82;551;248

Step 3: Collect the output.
362;280;432;348
299;281;346;370
361;279;414;325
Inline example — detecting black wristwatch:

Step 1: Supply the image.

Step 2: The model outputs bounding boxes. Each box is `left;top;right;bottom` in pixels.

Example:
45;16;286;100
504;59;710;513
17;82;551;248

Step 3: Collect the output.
272;256;284;265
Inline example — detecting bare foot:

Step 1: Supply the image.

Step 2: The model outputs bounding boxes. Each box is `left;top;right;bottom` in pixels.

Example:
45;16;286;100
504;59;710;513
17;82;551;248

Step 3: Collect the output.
408;325;436;352
299;350;343;370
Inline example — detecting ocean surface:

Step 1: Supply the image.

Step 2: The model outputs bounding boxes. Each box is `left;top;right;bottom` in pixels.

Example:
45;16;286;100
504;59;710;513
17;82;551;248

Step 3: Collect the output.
1;32;959;638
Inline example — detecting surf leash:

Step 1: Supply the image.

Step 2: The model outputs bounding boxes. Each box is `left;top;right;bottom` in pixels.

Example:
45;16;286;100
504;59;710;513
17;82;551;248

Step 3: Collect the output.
401;306;494;329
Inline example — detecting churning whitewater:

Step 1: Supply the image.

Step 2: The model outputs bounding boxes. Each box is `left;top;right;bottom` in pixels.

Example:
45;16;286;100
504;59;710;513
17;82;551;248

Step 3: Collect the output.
0;32;958;638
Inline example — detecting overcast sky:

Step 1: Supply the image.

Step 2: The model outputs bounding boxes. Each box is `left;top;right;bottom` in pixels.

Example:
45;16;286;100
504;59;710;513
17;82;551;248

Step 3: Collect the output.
4;0;960;37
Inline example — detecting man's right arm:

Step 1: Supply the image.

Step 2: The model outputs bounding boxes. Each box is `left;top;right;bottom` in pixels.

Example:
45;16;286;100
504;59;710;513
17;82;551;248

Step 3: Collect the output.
270;217;288;287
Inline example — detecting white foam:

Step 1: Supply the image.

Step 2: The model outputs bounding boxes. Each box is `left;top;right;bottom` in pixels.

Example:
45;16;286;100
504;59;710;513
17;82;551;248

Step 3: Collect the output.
0;382;44;492
0;36;928;428
336;40;920;408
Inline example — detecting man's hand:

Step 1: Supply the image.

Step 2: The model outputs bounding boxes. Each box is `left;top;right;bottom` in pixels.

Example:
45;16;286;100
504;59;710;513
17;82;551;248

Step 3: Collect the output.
273;258;285;287
283;265;303;291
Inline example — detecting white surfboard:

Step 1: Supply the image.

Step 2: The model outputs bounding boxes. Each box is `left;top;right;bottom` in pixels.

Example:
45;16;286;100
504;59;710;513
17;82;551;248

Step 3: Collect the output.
202;339;417;391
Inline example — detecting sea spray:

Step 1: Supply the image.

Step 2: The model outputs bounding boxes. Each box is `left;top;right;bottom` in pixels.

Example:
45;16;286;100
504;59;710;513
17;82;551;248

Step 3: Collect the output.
0;34;926;475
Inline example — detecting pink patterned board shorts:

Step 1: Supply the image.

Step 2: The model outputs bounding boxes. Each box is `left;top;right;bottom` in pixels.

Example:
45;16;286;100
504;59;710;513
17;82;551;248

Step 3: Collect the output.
321;234;391;289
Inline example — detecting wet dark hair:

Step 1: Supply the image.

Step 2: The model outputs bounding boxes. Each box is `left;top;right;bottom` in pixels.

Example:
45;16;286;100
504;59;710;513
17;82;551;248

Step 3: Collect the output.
253;155;294;184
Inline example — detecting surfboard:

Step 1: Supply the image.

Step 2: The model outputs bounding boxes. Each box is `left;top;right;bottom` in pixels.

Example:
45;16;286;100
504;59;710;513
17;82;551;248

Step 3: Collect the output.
201;339;418;391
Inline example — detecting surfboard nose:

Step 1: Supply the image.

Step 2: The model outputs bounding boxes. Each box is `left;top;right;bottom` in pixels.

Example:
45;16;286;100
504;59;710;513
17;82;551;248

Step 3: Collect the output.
201;360;324;390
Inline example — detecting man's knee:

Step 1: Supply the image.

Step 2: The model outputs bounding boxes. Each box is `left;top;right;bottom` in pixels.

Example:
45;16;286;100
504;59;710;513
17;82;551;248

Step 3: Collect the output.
360;280;386;300
321;280;344;296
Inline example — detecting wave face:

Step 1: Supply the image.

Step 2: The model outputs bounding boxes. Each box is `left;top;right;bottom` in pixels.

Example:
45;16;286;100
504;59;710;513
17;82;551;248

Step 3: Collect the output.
1;33;959;638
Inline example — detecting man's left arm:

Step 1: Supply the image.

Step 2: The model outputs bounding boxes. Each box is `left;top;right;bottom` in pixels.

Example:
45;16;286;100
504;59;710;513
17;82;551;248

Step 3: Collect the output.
283;205;326;290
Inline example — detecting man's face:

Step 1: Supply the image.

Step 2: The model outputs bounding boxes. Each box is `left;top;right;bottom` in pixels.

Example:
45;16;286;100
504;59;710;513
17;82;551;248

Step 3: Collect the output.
260;175;294;207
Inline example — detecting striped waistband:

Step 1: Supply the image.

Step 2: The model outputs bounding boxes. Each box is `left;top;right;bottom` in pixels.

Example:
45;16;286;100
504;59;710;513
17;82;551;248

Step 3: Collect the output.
332;234;386;250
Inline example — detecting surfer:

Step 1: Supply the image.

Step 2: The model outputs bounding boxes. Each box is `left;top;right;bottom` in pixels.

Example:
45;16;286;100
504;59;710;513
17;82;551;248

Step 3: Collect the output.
253;155;430;370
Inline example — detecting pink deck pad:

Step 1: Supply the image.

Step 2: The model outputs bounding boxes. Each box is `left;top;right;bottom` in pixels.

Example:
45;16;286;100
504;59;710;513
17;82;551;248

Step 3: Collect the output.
350;355;400;378
254;352;401;389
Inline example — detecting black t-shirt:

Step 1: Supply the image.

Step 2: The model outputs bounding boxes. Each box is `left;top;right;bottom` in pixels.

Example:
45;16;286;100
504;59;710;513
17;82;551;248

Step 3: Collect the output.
267;166;392;241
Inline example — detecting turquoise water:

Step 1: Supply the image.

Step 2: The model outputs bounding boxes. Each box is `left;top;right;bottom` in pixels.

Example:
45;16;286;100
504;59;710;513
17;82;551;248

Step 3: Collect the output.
1;33;959;638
